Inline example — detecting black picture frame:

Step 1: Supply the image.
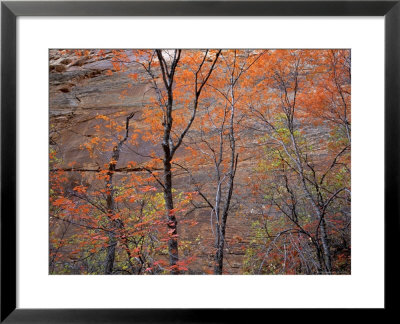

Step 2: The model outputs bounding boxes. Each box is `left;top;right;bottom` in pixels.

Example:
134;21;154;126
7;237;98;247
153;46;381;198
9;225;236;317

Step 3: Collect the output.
1;0;398;322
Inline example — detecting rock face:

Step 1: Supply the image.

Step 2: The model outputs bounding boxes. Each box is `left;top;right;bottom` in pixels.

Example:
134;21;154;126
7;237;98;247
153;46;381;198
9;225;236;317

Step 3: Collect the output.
50;50;151;168
50;50;259;274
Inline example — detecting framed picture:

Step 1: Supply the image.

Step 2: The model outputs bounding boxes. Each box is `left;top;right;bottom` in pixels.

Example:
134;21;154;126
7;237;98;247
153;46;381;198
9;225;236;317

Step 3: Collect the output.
1;0;398;321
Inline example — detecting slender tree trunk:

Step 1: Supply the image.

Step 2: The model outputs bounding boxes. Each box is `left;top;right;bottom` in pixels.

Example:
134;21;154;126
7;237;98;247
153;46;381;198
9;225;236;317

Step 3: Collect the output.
297;151;332;274
155;49;181;273
214;81;237;275
105;237;116;274
288;119;332;274
161;86;179;273
104;113;135;274
153;49;220;273
163;156;179;272
319;217;332;273
105;163;117;274
214;226;225;274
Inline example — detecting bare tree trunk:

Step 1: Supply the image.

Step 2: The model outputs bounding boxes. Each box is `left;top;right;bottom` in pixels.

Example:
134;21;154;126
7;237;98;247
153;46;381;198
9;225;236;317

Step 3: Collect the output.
269;57;333;274
154;49;221;273
211;50;262;274
155;49;181;273
319;217;332;273
214;78;238;275
104;238;116;274
163;155;179;272
291;133;332;274
104;112;136;274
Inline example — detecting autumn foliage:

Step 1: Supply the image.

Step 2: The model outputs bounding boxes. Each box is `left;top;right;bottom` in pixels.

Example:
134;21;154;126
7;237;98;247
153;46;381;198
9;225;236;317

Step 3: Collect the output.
49;49;351;275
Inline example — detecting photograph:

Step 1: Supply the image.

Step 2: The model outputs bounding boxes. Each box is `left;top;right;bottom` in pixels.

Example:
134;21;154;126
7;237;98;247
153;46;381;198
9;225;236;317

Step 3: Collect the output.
49;49;351;275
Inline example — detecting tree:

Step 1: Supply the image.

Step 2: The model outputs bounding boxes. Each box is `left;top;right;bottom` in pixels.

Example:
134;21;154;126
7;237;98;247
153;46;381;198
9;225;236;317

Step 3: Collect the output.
243;50;350;274
134;49;222;273
179;50;266;274
49;49;351;275
50;109;168;274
